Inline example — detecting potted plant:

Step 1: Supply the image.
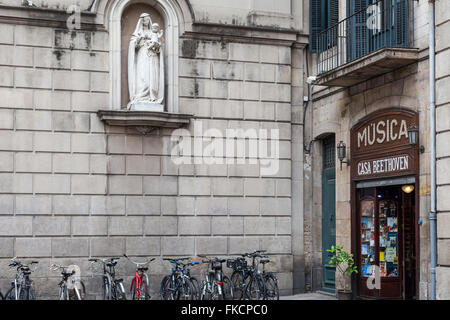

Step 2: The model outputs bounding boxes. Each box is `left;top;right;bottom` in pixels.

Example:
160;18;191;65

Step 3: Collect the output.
327;245;358;300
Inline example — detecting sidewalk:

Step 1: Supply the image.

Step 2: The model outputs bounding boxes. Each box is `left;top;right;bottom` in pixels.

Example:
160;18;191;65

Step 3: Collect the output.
280;291;337;300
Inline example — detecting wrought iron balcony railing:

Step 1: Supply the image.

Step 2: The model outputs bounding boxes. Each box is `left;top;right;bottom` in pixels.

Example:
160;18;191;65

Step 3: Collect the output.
316;0;409;75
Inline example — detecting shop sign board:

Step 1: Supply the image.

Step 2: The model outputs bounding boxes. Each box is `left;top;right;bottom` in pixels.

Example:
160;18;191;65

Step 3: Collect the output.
351;109;418;180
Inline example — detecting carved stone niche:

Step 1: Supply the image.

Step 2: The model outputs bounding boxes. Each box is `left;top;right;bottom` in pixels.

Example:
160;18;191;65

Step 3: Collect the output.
100;0;190;133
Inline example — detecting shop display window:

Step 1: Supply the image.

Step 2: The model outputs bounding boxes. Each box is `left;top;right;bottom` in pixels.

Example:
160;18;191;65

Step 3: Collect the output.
360;199;375;276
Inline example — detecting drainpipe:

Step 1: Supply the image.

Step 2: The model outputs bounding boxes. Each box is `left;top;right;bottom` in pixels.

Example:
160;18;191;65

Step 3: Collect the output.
429;0;437;301
306;76;317;291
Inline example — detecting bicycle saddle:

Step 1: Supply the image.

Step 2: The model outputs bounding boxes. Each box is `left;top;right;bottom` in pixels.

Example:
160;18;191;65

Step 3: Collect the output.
62;270;75;277
138;266;149;271
260;259;271;264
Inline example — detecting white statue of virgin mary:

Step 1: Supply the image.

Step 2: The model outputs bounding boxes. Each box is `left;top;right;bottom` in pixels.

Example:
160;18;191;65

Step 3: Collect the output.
127;13;165;111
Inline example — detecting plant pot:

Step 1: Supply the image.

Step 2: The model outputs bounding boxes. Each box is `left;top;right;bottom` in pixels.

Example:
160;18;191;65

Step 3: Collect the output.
337;290;353;300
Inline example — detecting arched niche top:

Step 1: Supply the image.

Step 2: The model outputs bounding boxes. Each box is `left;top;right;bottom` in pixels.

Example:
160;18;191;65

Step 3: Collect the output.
95;0;194;31
106;0;194;112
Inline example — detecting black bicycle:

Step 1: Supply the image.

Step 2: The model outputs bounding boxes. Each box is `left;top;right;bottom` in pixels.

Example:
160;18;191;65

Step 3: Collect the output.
3;257;38;300
259;255;279;300
229;250;267;300
198;255;234;300
89;257;126;300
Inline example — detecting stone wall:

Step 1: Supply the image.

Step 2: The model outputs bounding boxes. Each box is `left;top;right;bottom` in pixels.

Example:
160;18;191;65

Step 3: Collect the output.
435;0;450;300
0;1;305;299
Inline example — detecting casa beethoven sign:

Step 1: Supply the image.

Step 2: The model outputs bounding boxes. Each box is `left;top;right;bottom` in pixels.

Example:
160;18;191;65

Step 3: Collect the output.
350;108;419;180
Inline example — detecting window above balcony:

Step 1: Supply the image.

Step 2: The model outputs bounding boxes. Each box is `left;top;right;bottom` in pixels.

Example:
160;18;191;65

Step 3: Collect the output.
311;0;418;87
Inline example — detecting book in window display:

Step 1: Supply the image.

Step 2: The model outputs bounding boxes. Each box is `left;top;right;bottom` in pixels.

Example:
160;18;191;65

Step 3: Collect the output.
360;199;375;277
379;200;399;278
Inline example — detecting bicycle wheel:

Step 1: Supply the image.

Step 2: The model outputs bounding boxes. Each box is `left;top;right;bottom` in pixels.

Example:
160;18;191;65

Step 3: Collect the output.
231;271;245;300
70;281;86;300
4;285;17;300
131;276;150;300
102;276;111;300
160;275;173;300
263;274;279;300
199;280;211;300
28;285;36;300
175;278;194;300
222;275;234;300
264;274;279;300
112;282;127;300
59;285;68;300
189;276;200;300
142;274;150;300
245;274;266;300
19;288;27;300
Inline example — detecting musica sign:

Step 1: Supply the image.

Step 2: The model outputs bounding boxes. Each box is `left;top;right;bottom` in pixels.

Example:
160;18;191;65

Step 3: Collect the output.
351;109;418;180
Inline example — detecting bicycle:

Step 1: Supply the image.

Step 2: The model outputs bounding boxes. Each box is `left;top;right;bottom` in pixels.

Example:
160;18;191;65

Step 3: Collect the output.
184;260;201;300
198;255;233;300
123;254;155;300
88;257;126;300
259;255;279;300
229;250;267;300
160;258;198;300
3;257;38;300
51;263;86;300
227;256;248;299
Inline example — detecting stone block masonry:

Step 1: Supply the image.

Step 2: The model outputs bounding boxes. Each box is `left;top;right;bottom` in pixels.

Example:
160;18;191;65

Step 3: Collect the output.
0;16;295;298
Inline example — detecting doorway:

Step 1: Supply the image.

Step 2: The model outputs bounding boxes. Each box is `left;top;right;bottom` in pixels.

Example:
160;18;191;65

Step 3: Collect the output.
322;136;336;293
356;184;416;299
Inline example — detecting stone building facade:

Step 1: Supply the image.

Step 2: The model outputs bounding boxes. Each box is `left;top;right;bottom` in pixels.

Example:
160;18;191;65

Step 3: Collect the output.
305;0;450;300
0;0;448;300
0;0;308;299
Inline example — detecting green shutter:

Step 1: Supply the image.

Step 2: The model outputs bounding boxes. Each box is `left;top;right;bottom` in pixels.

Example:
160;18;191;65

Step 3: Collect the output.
348;0;369;60
327;0;339;28
327;0;339;47
394;0;408;46
310;0;326;53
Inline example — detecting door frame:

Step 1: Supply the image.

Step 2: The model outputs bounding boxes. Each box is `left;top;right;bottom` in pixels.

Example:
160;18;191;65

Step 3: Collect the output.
321;135;336;293
349;108;420;299
352;181;418;299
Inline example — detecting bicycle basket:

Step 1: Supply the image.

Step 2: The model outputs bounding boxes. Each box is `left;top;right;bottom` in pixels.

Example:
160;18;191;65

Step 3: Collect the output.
226;259;235;269
237;259;247;270
212;261;222;270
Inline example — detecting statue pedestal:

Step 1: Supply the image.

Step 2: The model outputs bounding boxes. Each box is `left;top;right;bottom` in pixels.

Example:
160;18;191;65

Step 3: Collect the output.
129;102;164;112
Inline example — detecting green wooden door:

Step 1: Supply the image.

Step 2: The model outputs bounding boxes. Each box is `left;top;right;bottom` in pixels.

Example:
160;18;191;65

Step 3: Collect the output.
322;138;336;293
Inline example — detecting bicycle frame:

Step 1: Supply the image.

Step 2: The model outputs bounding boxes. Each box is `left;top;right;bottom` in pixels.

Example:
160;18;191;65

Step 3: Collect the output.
89;258;126;300
164;260;193;300
52;264;84;300
124;254;154;300
130;269;149;300
5;258;37;300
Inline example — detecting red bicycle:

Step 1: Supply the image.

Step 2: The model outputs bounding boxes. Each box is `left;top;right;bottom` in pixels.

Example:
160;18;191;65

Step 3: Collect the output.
123;254;155;300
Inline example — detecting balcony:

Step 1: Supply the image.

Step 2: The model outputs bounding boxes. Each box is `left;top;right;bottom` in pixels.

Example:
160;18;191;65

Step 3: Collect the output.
315;0;418;87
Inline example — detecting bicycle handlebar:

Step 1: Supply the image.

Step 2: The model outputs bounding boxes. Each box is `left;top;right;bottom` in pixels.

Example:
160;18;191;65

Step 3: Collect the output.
8;257;39;269
123;254;156;267
88;257;120;265
163;257;189;262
